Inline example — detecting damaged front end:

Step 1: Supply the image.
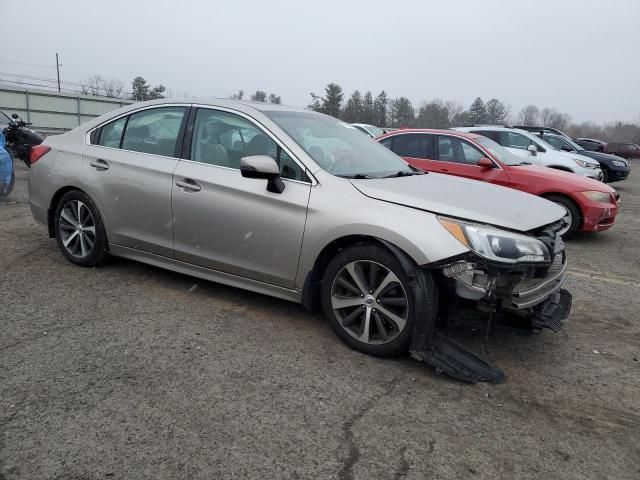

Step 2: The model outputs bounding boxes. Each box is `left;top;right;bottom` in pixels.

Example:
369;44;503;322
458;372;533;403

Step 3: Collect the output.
408;219;572;384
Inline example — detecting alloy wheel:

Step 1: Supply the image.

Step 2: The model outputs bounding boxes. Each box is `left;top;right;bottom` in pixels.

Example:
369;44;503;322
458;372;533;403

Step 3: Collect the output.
58;200;96;258
557;205;572;236
331;260;409;345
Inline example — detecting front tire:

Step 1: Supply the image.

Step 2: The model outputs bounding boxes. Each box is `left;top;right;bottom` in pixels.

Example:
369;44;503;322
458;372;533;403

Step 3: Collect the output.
54;190;108;267
601;167;609;183
546;195;580;239
321;242;416;357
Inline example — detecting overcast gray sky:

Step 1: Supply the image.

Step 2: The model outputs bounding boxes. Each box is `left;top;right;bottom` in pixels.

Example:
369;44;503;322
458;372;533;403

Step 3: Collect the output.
2;0;639;123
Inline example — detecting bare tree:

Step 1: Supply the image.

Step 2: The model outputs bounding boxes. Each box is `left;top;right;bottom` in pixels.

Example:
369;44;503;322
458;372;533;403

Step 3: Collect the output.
103;79;124;98
444;100;467;126
86;75;105;96
518;105;540;126
540;107;554;127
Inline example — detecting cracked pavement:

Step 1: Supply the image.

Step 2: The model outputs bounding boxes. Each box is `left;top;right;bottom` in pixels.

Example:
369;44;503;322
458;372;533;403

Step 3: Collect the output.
1;163;639;479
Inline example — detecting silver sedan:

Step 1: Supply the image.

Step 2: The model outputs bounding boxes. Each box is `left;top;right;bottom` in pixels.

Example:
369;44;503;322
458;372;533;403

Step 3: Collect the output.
28;99;570;378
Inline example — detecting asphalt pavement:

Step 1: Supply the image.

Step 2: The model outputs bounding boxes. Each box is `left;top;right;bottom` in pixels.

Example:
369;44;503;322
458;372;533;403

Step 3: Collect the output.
1;162;639;479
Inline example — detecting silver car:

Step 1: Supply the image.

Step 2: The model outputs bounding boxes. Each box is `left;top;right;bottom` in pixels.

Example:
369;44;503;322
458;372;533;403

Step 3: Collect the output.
28;99;571;381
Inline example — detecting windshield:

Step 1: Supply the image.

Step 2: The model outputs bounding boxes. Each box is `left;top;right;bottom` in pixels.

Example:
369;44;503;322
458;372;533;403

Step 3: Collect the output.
475;137;529;166
266;111;413;178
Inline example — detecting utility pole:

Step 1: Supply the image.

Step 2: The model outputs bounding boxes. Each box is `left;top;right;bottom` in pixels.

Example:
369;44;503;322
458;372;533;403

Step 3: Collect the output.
55;53;61;93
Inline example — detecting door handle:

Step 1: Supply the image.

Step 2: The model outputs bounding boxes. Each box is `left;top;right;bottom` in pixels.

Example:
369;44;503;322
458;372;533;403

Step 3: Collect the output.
175;179;201;192
89;159;109;171
439;168;449;173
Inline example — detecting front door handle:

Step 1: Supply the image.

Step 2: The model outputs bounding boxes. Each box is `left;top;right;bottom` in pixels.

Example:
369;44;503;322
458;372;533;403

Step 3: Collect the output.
89;159;109;171
175;179;201;192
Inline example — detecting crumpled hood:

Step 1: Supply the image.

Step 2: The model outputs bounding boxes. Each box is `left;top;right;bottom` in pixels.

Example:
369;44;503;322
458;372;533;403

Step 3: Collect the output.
350;173;565;232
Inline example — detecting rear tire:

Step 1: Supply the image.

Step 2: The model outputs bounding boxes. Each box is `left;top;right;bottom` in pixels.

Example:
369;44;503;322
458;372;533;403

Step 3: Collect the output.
54;190;109;267
601;167;609;183
546;195;580;239
321;242;416;357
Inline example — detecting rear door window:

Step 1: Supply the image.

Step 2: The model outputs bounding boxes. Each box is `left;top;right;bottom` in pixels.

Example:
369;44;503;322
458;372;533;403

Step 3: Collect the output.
121;107;187;157
98;116;127;148
391;134;432;159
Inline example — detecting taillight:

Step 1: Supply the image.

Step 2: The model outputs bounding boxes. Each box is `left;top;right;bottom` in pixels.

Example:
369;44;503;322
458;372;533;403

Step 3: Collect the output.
28;145;51;165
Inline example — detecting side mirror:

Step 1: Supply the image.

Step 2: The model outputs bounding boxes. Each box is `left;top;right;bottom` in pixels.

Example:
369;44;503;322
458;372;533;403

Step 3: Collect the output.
560;145;573;152
527;144;538;156
477;158;493;168
240;155;285;194
11;113;18;119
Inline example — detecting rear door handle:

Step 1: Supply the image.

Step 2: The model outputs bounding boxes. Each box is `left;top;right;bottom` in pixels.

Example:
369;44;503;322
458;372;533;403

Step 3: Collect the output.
175;179;201;192
89;159;109;171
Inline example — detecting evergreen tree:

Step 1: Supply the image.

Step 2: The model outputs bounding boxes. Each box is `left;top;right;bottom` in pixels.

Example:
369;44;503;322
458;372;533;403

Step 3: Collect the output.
322;83;344;118
268;93;282;104
251;90;267;102
468;97;487;124
389;97;415;127
485;98;508;124
131;76;150;101
362;91;374;124
373;91;388;126
342;90;363;123
415;100;451;128
148;84;166;100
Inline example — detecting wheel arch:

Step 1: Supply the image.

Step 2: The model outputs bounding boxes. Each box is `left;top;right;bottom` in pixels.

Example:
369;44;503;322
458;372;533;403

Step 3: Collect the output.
540;191;583;229
47;185;99;238
300;235;417;312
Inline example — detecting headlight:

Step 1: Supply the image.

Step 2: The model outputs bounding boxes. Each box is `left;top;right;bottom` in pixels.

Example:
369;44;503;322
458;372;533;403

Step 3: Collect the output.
581;191;611;203
612;160;627;167
573;158;596;169
438;217;551;264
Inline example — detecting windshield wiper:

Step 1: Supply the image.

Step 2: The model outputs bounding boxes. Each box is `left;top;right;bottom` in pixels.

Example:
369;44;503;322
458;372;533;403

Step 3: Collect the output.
336;173;376;179
382;170;426;178
515;161;532;166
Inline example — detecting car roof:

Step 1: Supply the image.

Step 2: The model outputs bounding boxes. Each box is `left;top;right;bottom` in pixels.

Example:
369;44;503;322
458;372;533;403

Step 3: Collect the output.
576;138;605;143
377;128;482;141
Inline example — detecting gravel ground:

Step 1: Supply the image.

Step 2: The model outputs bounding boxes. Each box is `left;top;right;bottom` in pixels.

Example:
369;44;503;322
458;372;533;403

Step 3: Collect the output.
1;162;639;480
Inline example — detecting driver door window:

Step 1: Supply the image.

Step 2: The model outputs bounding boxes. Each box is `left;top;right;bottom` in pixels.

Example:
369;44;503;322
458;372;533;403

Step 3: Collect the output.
190;109;308;181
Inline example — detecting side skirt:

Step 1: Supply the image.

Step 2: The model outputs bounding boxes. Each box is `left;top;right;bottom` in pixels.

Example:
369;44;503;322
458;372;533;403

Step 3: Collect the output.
109;244;302;304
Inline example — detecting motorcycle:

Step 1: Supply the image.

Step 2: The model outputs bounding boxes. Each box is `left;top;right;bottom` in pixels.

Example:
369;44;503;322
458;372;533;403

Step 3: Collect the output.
0;132;14;197
1;111;43;166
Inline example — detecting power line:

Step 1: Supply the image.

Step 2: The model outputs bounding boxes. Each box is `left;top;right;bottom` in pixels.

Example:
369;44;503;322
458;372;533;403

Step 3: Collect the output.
0;71;134;97
0;77;133;99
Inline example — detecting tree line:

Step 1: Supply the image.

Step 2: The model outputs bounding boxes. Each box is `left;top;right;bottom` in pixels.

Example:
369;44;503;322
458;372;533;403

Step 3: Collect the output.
76;75;639;143
307;83;640;143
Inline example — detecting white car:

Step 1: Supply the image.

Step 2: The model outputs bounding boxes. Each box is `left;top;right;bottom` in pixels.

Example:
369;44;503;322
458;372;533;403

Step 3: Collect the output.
453;126;603;180
351;123;386;138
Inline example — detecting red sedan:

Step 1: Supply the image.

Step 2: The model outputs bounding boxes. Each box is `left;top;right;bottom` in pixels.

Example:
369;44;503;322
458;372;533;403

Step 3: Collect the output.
377;129;619;237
